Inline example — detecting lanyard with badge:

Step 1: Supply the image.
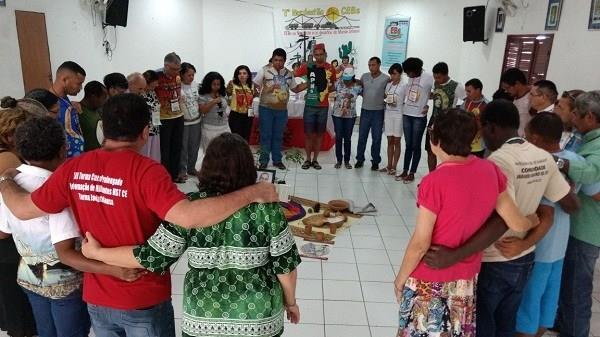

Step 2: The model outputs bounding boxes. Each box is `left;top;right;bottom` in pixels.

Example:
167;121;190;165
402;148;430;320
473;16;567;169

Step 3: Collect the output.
385;83;401;106
407;76;422;104
169;81;181;113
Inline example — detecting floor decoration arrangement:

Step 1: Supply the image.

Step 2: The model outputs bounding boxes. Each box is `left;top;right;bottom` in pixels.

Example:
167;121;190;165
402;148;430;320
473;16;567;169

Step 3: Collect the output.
282;196;367;260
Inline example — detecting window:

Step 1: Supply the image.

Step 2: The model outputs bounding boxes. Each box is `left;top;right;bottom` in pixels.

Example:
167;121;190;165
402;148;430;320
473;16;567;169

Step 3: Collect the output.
501;34;554;84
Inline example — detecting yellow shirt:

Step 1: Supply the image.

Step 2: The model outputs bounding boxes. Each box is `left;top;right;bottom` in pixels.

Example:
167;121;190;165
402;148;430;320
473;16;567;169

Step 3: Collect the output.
227;82;255;113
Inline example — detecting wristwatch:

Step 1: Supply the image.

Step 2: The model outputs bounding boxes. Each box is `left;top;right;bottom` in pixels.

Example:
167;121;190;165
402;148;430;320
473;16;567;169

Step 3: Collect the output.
556;158;566;170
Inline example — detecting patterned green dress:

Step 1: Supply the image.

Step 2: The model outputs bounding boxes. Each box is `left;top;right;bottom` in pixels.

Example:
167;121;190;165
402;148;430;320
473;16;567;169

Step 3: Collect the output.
133;190;301;337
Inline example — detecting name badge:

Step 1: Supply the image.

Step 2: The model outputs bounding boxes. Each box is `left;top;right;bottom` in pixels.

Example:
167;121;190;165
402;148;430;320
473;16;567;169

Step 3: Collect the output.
170;99;180;112
408;87;420;103
247;107;254;117
385;94;396;105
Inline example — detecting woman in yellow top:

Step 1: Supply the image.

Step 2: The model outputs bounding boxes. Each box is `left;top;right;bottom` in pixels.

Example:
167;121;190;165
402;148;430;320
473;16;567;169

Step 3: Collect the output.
227;65;259;143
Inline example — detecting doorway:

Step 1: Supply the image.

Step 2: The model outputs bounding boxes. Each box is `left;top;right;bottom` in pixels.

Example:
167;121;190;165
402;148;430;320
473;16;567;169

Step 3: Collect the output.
15;10;53;93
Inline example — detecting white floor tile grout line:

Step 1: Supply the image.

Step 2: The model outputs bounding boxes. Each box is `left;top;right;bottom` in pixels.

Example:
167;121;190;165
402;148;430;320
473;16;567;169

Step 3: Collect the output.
348;216;374;337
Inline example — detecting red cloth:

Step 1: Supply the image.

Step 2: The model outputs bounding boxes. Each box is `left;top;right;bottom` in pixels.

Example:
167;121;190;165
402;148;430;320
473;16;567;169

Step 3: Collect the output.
411;156;507;282
294;62;336;108
249;118;334;150
31;149;186;309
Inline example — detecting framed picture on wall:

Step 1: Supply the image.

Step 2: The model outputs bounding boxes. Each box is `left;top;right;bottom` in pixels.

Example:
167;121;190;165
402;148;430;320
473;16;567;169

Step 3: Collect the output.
545;0;563;30
590;0;600;29
495;8;506;32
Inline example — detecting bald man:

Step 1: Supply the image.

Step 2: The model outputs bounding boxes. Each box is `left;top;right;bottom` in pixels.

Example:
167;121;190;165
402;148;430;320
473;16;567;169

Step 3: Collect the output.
127;72;147;95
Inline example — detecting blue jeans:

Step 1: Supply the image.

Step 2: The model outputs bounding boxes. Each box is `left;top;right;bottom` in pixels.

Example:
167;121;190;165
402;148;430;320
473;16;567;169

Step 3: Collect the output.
332;116;356;163
23;288;90;337
557;237;600;337
477;252;535;337
88;300;175;337
356;109;384;164
259;106;288;165
402;115;427;173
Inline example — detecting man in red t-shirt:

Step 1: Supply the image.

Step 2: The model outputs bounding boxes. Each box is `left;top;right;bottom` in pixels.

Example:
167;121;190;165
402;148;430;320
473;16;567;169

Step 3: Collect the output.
295;43;336;170
0;94;277;337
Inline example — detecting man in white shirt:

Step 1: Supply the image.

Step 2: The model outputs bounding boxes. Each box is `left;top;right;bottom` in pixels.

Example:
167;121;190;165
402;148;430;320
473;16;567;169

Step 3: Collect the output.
530;80;558;113
501;68;532;137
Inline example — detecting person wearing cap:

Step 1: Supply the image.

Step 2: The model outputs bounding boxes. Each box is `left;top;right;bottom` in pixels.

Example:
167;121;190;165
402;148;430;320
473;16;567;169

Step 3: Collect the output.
356;56;390;171
294;43;336;170
332;67;362;169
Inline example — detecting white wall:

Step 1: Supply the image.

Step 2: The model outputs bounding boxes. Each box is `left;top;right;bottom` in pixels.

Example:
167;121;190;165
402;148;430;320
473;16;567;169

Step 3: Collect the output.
201;0;275;79
1;0;599;99
378;0;600;97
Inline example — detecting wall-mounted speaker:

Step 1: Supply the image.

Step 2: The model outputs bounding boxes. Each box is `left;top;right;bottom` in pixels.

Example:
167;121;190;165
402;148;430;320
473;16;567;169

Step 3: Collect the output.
105;0;129;27
463;6;486;42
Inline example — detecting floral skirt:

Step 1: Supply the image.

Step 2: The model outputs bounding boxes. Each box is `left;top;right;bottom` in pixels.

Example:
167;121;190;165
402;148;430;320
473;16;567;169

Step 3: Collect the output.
397;276;477;337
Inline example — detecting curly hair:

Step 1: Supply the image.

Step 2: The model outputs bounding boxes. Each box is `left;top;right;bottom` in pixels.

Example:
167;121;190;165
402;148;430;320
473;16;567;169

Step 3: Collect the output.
0;108;33;150
199;72;226;97
15;117;65;162
198;133;257;195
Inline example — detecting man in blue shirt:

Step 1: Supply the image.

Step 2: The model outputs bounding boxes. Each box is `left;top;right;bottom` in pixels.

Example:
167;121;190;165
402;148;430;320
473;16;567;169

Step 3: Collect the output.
49;61;86;158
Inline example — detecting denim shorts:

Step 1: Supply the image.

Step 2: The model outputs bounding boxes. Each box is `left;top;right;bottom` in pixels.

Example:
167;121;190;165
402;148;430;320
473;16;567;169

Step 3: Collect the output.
303;106;328;134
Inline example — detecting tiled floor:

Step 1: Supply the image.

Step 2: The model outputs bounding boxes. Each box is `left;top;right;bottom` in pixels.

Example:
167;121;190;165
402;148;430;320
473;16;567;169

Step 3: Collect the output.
3;131;600;337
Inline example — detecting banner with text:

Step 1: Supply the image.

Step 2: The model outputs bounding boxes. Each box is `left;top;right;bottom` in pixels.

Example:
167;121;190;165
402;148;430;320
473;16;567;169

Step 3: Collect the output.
381;16;410;68
274;3;365;69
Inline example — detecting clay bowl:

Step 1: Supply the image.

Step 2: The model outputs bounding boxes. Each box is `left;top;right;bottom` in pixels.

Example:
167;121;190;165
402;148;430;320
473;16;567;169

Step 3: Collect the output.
328;199;349;212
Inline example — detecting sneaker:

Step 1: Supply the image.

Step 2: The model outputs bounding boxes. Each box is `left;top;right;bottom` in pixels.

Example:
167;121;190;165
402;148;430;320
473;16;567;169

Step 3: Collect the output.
274;162;286;170
334;162;342;169
258;163;268;169
344;162;352;169
371;164;379;171
354;161;364;168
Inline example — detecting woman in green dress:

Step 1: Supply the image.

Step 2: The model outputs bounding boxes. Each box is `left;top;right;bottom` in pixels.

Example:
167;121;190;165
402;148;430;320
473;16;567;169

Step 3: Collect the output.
82;132;301;337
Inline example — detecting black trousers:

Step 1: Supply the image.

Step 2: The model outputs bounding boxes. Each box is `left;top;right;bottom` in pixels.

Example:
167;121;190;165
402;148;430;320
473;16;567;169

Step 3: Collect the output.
159;116;184;180
228;110;254;143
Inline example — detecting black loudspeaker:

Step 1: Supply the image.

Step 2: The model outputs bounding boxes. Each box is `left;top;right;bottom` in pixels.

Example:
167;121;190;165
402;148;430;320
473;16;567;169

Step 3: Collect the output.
463;6;485;42
105;0;129;27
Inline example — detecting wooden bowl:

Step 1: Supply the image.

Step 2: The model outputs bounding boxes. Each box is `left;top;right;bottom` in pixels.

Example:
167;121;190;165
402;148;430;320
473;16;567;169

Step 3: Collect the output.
328;200;349;212
302;214;327;227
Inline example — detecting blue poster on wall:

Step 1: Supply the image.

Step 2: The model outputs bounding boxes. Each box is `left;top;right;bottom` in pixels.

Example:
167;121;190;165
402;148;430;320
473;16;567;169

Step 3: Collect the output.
381;16;410;68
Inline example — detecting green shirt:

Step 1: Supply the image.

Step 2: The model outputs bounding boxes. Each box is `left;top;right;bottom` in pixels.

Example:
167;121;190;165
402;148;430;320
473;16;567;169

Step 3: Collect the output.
79;106;101;151
569;128;600;246
133;190;301;337
568;128;600;184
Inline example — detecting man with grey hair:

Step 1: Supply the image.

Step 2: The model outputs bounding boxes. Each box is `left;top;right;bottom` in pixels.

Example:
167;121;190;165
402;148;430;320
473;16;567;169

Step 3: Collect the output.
554;90;600;337
155;52;185;182
127;72;146;95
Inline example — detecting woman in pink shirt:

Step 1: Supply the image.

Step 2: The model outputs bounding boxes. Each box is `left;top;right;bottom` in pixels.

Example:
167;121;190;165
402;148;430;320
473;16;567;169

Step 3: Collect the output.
394;108;536;337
